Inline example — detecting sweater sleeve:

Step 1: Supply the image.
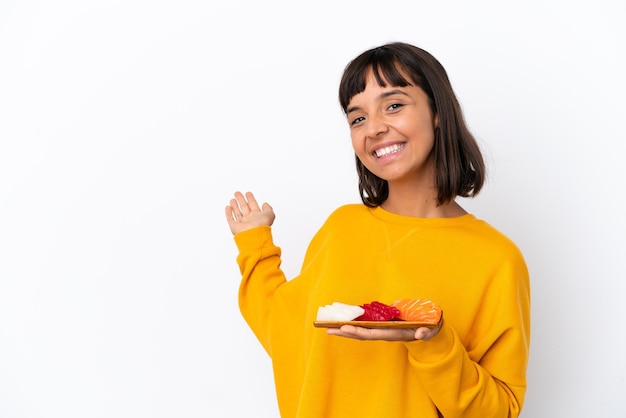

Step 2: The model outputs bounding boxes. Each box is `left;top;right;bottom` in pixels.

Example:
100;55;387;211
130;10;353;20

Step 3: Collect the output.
234;226;287;355
405;257;531;418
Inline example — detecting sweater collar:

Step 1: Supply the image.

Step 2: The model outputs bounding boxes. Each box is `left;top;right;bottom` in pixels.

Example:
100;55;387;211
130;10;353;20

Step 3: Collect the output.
368;205;478;227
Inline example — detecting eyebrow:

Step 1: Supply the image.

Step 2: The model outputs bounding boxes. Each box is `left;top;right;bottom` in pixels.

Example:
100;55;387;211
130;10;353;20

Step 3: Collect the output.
346;89;410;114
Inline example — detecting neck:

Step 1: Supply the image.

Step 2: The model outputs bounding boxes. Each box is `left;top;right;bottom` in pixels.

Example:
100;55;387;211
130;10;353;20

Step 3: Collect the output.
381;183;466;218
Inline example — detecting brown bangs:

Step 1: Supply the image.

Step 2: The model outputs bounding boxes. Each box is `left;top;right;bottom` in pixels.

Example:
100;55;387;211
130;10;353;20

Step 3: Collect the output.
339;48;413;113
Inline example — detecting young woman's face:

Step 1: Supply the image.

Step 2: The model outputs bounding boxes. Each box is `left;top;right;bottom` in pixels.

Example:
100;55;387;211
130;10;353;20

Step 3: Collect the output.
346;70;438;187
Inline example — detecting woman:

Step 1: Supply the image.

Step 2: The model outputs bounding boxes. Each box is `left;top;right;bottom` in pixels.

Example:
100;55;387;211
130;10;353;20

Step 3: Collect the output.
225;42;530;418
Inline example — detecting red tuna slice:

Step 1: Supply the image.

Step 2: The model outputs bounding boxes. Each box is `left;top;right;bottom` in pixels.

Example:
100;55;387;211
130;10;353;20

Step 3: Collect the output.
356;301;401;321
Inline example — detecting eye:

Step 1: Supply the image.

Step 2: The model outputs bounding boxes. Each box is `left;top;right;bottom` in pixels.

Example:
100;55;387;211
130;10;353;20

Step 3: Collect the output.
388;103;404;111
350;116;365;126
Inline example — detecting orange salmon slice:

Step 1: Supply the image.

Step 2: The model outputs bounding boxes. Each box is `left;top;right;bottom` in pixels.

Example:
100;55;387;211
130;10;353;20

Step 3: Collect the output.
391;298;442;323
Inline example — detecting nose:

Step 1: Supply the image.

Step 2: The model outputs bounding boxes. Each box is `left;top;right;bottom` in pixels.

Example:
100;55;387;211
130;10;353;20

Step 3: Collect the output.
365;113;388;139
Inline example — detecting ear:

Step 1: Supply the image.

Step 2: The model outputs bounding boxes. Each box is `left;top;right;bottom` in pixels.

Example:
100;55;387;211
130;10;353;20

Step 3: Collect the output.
433;113;439;129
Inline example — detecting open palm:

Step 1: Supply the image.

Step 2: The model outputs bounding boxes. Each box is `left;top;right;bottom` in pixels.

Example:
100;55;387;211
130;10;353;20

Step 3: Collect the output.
225;191;276;235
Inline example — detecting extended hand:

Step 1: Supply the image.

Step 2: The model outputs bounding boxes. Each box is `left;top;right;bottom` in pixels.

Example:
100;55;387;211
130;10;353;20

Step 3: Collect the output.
225;191;276;235
326;323;442;342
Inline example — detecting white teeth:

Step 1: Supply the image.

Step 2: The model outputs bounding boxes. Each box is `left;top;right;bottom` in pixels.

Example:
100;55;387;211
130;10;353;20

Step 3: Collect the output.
375;144;404;157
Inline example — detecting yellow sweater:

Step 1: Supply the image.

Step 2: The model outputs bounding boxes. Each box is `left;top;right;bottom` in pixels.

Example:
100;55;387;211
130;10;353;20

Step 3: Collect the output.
234;204;530;418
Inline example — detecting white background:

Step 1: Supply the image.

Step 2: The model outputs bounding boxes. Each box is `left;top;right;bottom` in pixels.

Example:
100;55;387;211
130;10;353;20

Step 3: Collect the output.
1;1;625;417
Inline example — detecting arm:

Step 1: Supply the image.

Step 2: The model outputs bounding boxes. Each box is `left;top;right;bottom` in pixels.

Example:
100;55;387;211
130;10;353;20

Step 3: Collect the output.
226;191;285;354
328;258;530;418
407;259;530;418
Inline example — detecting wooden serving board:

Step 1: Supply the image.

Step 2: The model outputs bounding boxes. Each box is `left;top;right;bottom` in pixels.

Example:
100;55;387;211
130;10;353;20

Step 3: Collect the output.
314;320;439;329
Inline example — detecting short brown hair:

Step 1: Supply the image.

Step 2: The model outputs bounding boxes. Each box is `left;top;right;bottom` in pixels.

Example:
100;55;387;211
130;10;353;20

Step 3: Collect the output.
339;42;485;207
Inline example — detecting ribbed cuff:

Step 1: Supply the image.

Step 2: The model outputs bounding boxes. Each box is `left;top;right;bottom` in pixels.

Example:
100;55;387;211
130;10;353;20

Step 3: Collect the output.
234;226;274;251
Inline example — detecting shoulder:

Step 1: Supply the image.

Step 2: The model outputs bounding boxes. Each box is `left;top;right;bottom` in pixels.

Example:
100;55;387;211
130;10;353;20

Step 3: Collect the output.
466;218;528;271
327;203;369;218
309;204;370;239
300;204;368;264
320;203;372;227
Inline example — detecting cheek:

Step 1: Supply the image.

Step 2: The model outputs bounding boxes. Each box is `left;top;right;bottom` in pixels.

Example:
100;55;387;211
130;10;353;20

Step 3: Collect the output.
404;120;436;143
351;142;370;161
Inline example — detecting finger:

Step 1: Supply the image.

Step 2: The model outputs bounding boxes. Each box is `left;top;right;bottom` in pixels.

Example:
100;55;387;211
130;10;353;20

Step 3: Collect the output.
363;328;414;341
330;325;382;340
261;202;273;213
329;325;416;341
232;191;244;204
326;325;368;339
231;192;250;215
234;191;251;214
225;205;235;222
229;198;244;219
338;324;363;335
414;327;437;341
245;191;261;212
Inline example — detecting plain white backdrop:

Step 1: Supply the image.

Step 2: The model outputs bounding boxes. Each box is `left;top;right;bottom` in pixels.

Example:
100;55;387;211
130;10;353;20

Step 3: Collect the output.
1;1;625;417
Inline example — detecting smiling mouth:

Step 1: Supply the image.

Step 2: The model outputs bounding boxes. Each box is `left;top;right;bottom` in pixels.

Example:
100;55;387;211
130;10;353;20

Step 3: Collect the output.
374;143;405;158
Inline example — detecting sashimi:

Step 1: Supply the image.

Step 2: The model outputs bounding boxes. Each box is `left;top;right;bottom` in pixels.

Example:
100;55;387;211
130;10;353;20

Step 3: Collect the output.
391;298;442;323
316;302;365;321
356;301;401;321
